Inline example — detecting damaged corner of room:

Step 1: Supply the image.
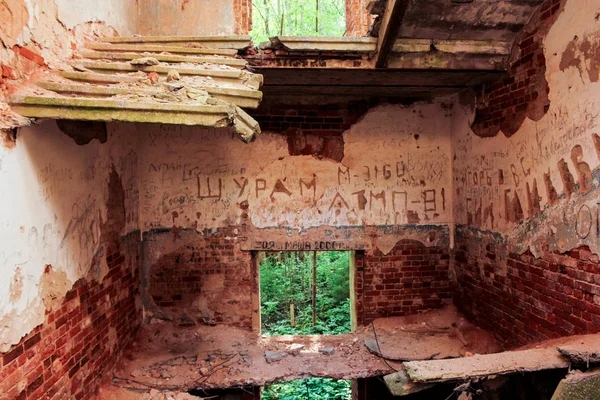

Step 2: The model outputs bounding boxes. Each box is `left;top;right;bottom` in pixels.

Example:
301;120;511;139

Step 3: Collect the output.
2;0;600;399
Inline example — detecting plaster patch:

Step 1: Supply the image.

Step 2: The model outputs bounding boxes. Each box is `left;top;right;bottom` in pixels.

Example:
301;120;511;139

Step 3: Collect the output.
39;264;71;311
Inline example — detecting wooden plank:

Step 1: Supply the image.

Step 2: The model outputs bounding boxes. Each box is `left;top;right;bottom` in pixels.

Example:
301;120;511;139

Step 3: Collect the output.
387;53;507;70
390;39;512;55
98;35;252;49
10;96;261;141
87;42;238;56
60;71;143;84
69;61;243;79
433;39;512;55
375;0;410;68
78;50;247;68
270;36;377;52
37;82;262;109
403;347;569;383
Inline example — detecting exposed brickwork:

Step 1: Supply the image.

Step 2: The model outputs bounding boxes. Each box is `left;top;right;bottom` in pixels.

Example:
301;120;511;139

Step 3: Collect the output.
346;0;372;36
454;227;600;349
149;227;253;328
251;101;370;160
0;232;141;400
471;0;565;137
355;240;453;325
233;0;252;35
0;169;141;399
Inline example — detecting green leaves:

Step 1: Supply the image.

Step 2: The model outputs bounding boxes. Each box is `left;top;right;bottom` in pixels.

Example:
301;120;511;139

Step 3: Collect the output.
259;251;352;399
251;0;347;44
262;378;352;400
260;251;351;336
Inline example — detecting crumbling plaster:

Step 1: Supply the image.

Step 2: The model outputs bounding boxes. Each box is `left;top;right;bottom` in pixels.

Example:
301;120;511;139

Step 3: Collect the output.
0;121;140;352
136;0;235;36
139;103;454;247
452;0;600;257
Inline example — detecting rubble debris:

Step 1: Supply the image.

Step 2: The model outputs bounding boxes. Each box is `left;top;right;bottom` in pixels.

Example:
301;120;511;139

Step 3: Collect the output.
8;36;263;142
399;334;600;383
131;57;161;66
177;313;196;327
557;339;600;366
552;368;600;400
288;343;304;356
383;369;434;396
148;72;160;84
167;69;181;82
364;306;499;361
319;347;335;356
265;350;287;364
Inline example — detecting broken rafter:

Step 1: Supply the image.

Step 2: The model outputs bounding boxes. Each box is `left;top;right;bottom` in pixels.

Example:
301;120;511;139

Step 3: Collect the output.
10;96;260;143
86;42;238;56
9;35;264;142
37;81;263;109
98;35;252;50
375;0;410;68
78;50;248;69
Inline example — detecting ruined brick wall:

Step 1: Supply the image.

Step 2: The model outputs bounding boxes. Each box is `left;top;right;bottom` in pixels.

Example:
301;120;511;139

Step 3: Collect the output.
250;101;371;162
452;0;600;345
148;227;253;328
470;0;564;137
345;0;372;36
454;228;600;348
0;158;142;399
140;102;454;328
234;0;252;34
356;240;452;325
0;233;141;399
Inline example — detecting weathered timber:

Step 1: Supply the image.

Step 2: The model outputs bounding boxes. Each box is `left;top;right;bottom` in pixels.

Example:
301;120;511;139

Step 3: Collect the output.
86;42;238;56
78;50;247;68
37;82;263;109
375;0;411;68
10;96;261;142
98;35;252;49
270;36;377;52
403;347;568;383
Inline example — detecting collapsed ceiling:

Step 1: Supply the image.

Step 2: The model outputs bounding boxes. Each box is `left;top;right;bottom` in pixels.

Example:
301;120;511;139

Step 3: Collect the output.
8;36;263;143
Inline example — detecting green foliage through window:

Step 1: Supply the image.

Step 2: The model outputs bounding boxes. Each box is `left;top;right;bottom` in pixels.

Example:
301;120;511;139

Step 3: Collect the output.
259;251;352;399
251;0;346;44
262;378;352;400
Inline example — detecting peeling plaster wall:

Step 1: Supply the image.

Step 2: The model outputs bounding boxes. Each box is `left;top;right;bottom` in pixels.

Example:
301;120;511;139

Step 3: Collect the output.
451;0;600;345
452;0;600;257
0;121;141;351
54;0;137;36
139;103;455;322
136;0;235;36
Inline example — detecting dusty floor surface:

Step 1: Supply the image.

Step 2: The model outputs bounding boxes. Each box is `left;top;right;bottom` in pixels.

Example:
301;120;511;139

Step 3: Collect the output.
94;305;499;399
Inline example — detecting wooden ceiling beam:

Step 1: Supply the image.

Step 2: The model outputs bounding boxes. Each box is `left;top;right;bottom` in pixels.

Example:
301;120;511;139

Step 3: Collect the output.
375;0;411;68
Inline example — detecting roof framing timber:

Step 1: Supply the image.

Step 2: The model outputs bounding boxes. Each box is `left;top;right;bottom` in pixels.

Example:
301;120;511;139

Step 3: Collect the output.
375;0;411;68
98;35;252;49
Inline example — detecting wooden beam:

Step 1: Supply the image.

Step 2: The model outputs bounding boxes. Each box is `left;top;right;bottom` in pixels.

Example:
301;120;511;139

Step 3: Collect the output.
403;347;569;383
375;0;410;68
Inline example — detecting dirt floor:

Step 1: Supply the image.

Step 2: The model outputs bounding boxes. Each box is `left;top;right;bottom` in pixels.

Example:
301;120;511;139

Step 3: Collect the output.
94;305;500;399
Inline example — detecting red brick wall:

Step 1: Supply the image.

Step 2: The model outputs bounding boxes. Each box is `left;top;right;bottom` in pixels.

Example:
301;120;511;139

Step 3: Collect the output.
454;227;600;349
355;240;452;325
471;0;565;137
234;0;252;34
251;101;371;162
0;232;141;400
346;0;372;36
0;169;142;400
148;227;253;328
